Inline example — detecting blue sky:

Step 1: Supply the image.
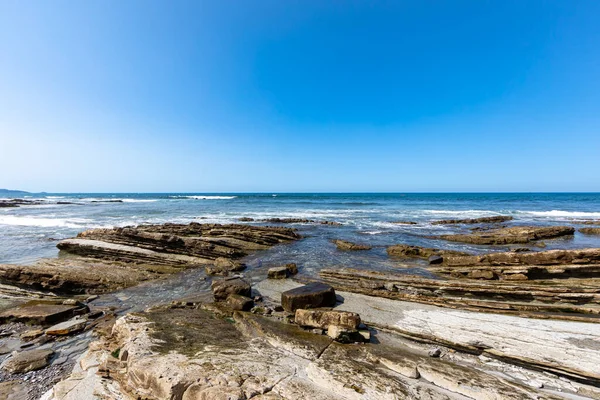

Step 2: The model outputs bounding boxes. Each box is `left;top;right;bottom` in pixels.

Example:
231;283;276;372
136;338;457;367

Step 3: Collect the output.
0;1;599;192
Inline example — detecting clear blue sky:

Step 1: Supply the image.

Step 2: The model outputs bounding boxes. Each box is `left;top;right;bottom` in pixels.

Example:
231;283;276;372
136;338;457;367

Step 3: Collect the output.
0;1;599;192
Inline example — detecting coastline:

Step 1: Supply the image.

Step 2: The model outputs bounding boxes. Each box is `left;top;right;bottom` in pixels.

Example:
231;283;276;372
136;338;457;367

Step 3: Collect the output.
0;195;599;399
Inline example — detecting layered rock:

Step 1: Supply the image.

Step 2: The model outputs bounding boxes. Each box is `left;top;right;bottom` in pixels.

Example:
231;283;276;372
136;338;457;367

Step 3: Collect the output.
432;216;513;225
0;224;300;295
331;239;372;251
387;244;469;259
433;248;600;280
258;278;600;388
439;225;574;245
46;304;570;400
580;227;600;235
62;223;300;266
319;268;600;320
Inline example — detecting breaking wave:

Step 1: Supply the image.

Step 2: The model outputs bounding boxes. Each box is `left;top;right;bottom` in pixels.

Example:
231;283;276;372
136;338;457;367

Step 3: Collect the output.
520;210;600;218
0;215;90;228
170;196;237;200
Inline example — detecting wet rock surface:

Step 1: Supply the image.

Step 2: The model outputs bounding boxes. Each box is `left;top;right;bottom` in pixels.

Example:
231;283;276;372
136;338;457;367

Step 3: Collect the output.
439;225;575;245
0;223;300;295
432;215;514;225
0;199;43;208
581;227;600;235
387;244;469;259
331;239;372;251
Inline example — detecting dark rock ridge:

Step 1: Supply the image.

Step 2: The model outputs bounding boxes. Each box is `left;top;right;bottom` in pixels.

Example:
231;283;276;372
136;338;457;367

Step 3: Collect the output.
387;244;469;259
332;239;372;251
281;282;337;313
0;199;43;208
439;226;574;245
0;223;300;295
261;218;342;225
432;216;514;225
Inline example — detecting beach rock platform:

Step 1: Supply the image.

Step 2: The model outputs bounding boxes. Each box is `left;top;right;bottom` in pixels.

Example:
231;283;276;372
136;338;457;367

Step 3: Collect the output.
0;223;301;295
318;268;600;320
387;244;469;259
432;215;514;225
438;225;575;245
42;297;586;400
332;239;372;251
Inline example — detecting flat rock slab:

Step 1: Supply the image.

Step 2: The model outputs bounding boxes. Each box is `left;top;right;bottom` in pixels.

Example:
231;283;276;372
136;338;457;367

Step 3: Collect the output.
46;319;87;335
281;282;336;313
1;348;54;373
0;302;81;324
258;279;600;386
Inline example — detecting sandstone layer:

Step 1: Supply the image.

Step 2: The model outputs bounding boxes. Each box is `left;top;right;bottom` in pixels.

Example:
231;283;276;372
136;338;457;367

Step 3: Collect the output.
439;225;575;245
44;302;574;400
0;223;300;295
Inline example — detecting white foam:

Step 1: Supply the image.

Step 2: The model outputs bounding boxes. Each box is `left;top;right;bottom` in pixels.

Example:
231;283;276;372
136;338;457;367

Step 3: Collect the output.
121;199;158;203
45;196;65;199
0;215;89;228
170;196;237;200
520;210;600;218
422;209;501;217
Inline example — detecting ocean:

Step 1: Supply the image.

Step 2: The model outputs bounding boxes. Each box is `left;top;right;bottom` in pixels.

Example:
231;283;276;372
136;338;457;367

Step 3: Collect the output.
1;193;600;277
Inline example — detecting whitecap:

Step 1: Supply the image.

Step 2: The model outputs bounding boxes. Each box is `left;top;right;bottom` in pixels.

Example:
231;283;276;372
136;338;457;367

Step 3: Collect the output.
121;199;158;203
519;210;600;218
169;195;237;200
0;215;89;228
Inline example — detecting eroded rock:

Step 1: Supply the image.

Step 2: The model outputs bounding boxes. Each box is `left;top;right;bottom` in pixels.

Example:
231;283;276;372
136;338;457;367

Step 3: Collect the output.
211;278;251;301
295;309;361;330
281;282;336;313
1;349;54;373
331;239;372;251
387;244;468;259
439;226;575;245
432;216;514;225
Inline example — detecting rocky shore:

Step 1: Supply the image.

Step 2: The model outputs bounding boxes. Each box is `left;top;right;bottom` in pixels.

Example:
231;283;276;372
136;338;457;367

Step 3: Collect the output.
1;219;600;399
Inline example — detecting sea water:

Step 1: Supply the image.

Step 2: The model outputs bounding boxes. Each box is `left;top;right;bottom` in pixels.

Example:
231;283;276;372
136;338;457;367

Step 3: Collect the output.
1;193;600;276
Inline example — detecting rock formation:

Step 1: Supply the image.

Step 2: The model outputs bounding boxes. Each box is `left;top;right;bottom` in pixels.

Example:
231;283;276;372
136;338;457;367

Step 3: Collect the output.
387;244;469;259
439;225;574;245
0;223;300;295
331;239;372;251
432;216;513;225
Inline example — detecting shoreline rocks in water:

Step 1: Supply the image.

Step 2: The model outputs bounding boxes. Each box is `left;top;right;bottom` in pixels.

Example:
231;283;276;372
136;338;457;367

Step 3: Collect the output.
260;218;343;225
439;225;575;245
0;223;301;295
580;227;600;235
387;244;469;259
332;239;372;251
0;199;43;208
432;216;514;225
